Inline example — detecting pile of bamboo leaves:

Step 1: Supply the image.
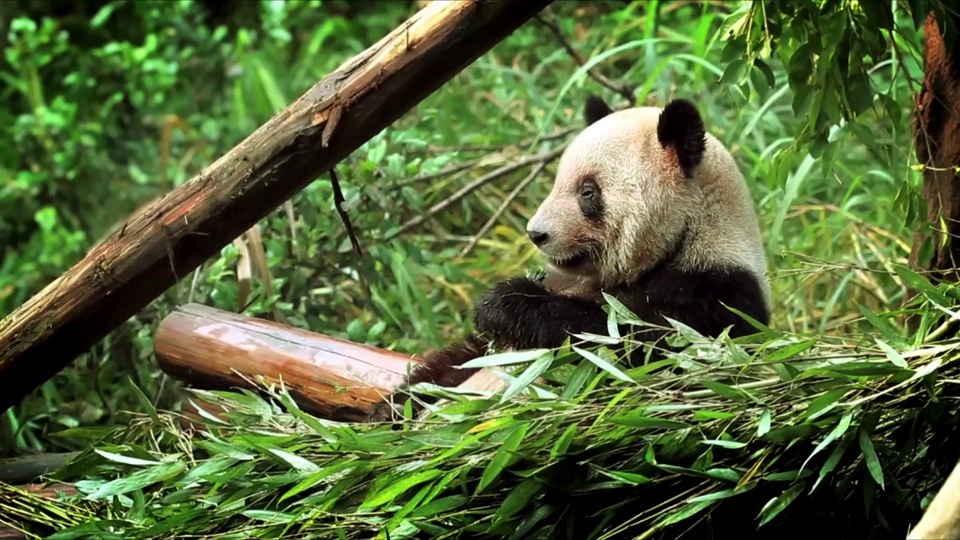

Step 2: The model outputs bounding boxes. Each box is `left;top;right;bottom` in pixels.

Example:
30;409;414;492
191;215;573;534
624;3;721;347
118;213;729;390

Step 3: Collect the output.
3;290;960;539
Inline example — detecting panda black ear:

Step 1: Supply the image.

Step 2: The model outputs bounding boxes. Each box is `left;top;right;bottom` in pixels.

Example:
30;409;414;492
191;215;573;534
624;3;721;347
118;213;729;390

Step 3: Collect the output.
657;98;706;178
584;95;613;126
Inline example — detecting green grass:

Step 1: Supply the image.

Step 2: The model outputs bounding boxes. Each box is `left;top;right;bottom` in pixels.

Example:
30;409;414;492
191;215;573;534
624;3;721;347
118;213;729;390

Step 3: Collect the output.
0;0;956;538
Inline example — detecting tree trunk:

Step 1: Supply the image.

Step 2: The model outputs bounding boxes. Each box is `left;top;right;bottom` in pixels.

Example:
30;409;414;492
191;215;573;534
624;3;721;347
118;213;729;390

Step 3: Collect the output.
0;0;553;413
911;12;960;280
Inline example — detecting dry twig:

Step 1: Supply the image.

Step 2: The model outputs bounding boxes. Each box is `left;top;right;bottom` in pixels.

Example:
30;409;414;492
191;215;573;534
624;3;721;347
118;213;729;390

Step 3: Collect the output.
535;13;634;104
405;126;578;156
386;145;567;241
459;161;550;257
330;168;363;258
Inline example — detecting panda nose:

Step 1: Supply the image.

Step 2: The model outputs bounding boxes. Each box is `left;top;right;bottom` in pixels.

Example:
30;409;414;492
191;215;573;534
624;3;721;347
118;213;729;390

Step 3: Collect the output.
527;229;549;246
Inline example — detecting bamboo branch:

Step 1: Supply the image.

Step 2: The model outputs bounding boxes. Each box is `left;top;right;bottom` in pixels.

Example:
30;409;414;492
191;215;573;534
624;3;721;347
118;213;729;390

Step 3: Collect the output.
535;13;634;103
459;160;549;257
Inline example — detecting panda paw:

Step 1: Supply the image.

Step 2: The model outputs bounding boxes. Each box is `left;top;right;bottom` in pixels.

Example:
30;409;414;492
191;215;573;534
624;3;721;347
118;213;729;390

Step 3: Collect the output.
474;277;548;340
367;398;405;424
366;391;425;425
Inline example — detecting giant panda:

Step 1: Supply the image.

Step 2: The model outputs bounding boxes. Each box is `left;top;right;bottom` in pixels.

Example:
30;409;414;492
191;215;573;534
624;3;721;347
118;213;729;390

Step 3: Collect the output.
369;94;771;422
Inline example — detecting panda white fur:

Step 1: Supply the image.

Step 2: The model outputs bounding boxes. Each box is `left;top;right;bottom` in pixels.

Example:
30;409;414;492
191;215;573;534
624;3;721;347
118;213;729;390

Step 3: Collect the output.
369;95;771;422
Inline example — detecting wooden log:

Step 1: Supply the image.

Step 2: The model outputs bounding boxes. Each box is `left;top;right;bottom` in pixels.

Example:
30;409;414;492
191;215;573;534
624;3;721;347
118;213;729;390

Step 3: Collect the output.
0;0;553;413
156;303;423;421
908;459;960;539
157;303;512;422
0;452;79;484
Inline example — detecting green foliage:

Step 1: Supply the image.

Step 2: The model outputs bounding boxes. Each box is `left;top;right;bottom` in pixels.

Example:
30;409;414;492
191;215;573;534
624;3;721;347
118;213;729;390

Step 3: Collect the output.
720;0;933;242
5;316;960;538
1;0;958;536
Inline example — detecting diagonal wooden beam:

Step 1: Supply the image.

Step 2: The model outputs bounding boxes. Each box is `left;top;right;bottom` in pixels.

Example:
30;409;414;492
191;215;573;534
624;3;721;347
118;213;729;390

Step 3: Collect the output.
0;0;554;413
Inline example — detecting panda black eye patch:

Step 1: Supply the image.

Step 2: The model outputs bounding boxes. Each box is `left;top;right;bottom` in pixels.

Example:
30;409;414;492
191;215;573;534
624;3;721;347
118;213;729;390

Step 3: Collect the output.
578;178;604;223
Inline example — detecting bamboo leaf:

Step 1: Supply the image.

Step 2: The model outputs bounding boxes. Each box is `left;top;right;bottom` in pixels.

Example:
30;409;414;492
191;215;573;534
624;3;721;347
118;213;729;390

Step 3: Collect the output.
572;346;633;383
551;424;577;457
858;430;885;489
758;409;772;437
592;466;651;485
757;482;806;527
500;354;552;403
800;410;853;474
653;500;716;528
803;388;847;420
764;339;817;362
478;423;529;493
409;495;468;518
269;448;320;473
361;469;443;510
460;349;550;369
812;432;854;493
701;439;747;449
496;477;542;519
86;461;186;500
875;339;908;368
94;450;161;467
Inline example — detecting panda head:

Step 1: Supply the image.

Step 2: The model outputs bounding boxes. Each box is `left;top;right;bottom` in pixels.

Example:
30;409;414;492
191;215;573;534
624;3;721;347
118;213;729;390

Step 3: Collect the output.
527;95;755;288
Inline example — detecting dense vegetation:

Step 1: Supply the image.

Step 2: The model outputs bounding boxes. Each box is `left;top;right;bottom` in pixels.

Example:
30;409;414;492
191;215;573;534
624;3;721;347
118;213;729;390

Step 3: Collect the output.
1;0;958;538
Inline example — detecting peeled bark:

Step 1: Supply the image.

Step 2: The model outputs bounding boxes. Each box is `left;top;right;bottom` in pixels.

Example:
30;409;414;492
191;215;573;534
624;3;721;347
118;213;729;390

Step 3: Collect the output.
0;0;553;413
911;12;960;280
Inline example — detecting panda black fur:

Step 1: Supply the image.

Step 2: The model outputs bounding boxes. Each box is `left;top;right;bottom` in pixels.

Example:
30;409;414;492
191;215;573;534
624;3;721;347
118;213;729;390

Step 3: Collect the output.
369;95;771;421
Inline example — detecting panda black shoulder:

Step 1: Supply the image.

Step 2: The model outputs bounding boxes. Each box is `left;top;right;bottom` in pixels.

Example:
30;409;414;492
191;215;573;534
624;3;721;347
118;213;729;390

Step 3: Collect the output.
630;262;770;339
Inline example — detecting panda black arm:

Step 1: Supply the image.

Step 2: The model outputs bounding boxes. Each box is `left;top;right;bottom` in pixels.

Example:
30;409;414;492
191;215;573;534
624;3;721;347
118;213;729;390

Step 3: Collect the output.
472;275;692;351
474;266;768;353
473;276;613;350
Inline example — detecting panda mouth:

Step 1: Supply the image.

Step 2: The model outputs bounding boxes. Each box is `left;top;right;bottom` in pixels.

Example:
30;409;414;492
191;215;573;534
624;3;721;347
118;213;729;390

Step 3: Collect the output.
552;252;588;269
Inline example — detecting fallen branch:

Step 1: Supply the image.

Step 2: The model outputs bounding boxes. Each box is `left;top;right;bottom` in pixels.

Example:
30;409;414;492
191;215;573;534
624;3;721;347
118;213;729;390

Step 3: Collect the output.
0;0;554;413
0;453;79;484
154;303;510;422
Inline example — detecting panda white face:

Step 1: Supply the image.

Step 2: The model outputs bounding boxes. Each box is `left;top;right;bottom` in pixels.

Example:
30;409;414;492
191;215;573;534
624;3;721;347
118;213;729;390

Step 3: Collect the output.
527;96;707;287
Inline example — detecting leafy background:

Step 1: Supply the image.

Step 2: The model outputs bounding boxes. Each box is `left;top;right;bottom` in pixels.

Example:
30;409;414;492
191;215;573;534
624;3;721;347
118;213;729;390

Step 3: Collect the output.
1;0;957;538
